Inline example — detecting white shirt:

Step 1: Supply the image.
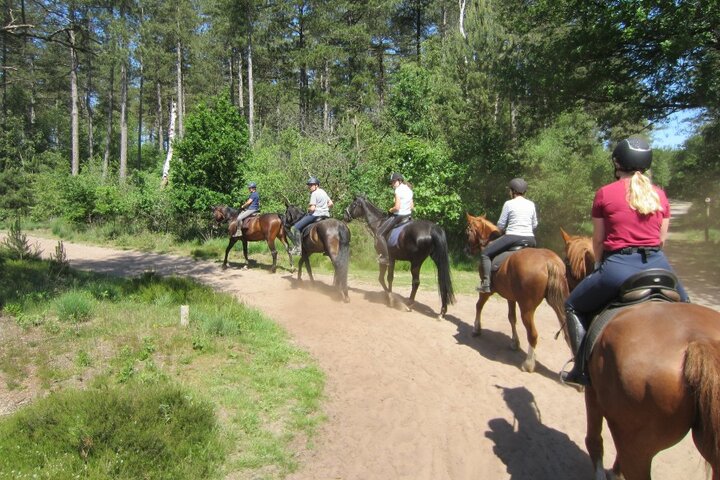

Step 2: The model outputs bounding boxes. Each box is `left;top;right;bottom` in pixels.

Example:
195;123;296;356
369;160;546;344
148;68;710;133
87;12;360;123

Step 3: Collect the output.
395;183;413;216
497;196;537;236
310;188;332;217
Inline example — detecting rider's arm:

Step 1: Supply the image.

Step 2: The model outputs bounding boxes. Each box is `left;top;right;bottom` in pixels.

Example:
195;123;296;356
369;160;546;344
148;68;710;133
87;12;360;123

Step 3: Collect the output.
389;193;402;213
592;216;605;262
241;197;252;209
659;217;670;247
496;202;510;233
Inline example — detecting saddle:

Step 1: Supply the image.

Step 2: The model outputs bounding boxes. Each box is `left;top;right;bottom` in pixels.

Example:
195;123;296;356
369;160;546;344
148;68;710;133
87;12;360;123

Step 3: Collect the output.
490;242;533;272
240;211;259;228
387;217;412;248
583;268;682;363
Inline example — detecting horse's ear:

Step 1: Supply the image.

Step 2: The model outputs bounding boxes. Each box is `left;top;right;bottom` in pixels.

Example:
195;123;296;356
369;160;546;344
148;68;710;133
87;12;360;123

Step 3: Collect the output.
560;227;571;244
465;212;473;221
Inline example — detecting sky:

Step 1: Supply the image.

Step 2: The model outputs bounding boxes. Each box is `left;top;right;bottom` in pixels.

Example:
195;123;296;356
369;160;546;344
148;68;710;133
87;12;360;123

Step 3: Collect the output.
651;109;704;150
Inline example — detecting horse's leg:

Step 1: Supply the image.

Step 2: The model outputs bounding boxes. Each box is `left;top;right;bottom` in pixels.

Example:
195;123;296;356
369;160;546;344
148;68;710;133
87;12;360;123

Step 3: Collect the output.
241;239;250;269
405;261;422;313
473;294;491;336
266;236;278;273
518;302;539;373
223;237;239;269
584;387;611;480
296;254;304;281
386;261;397;308
305;255;315;282
507;300;520;351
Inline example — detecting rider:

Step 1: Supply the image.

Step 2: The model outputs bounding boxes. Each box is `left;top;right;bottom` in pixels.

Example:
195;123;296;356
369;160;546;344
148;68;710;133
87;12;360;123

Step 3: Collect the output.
288;176;334;255
376;172;414;265
560;137;690;389
234;182;260;237
477;178;538;292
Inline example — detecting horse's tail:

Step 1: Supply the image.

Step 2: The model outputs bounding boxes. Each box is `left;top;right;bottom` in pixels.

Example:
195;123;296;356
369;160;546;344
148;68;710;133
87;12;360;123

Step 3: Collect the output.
333;223;351;293
684;339;720;465
430;226;455;306
545;259;569;332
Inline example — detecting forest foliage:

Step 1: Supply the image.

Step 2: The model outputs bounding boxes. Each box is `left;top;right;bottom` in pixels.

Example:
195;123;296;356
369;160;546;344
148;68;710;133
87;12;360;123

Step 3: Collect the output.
2;0;719;245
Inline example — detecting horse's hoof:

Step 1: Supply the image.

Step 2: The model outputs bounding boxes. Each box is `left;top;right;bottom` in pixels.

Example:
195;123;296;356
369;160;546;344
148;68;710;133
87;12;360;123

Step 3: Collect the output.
521;361;535;373
242;265;249;271
404;304;412;312
510;341;520;351
221;264;228;270
472;329;481;337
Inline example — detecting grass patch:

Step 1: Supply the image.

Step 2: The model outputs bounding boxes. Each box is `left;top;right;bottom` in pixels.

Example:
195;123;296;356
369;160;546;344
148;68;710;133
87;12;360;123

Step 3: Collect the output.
0;383;224;479
0;258;325;479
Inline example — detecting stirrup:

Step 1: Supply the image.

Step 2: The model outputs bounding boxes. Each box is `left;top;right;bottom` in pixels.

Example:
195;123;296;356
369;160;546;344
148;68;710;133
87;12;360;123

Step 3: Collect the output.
559;359;586;392
476;281;491;293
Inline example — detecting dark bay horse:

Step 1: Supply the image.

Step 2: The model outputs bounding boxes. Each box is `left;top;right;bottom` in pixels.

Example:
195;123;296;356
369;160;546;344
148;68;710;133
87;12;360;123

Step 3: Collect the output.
466;213;569;372
562;229;720;479
344;195;454;319
283;204;351;302
212;205;291;273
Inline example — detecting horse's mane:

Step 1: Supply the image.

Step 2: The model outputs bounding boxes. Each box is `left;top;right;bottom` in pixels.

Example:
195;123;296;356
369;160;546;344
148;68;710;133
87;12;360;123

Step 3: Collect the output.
467;214;501;242
566;235;594;282
356;195;387;218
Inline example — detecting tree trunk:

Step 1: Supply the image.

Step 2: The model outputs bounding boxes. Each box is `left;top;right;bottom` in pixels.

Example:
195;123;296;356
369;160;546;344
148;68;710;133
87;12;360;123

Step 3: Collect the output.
119;58;128;180
238;52;244;112
156;81;164;152
458;0;467;39
137;57;143;172
161;101;176;188
229;53;235;106
247;39;254;143
176;38;184;137
70;28;80;176
323;61;330;131
85;45;94;160
103;64;114;179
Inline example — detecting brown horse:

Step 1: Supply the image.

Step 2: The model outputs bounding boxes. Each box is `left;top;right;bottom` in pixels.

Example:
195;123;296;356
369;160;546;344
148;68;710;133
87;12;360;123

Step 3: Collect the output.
559;227;594;291
562;229;720;479
284;203;351;302
212;205;292;273
465;213;569;372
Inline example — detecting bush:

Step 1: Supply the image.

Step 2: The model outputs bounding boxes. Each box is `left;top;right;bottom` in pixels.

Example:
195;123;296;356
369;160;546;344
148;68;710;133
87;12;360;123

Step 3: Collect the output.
0;384;224;479
54;290;95;323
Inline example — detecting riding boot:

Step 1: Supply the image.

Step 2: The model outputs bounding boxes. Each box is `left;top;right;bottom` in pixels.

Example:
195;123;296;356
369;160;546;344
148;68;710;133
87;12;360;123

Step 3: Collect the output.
560;308;589;390
375;236;390;265
289;227;302;255
476;255;492;292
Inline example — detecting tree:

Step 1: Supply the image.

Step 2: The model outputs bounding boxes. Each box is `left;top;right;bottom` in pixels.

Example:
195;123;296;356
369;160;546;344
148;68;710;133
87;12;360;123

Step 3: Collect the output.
171;95;250;213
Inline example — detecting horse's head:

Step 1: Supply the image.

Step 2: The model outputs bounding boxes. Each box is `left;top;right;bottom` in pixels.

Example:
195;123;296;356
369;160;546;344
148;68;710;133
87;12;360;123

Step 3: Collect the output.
284;204;305;226
212;205;228;224
560;228;595;291
344;196;366;222
465;212;500;254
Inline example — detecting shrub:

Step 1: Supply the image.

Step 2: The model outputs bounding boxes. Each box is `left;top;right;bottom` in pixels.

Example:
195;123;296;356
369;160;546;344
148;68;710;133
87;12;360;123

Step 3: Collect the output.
54;290;94;323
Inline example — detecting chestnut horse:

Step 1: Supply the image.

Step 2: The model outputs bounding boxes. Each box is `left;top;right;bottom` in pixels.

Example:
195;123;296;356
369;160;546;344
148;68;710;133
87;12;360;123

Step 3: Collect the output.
561;229;720;479
465;213;569;372
344;195;454;319
212;205;291;273
284;204;351;302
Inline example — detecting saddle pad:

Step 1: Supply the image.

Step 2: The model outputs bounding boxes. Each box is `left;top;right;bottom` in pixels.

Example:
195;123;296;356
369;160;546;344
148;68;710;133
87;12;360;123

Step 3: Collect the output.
491;250;517;272
387;222;411;248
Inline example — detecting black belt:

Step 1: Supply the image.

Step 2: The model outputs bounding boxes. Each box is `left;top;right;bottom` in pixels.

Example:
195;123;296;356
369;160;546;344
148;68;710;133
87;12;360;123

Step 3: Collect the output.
604;246;660;262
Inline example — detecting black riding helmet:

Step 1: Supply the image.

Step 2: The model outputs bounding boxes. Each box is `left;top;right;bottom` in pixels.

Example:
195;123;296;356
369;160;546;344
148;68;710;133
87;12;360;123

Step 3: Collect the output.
389;172;404;184
307;176;320;186
613;138;652;172
508;178;528;194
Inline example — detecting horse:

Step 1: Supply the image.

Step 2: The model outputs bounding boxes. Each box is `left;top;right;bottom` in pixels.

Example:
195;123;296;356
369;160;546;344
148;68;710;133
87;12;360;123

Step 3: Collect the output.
559;228;594;291
344;195;455;319
211;205;292;273
465;213;569;372
283;204;351;302
561;229;720;479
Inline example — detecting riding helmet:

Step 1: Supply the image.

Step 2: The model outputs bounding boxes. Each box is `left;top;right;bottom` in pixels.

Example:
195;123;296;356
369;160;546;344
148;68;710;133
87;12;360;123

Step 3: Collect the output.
613;138;652;172
247;182;257;188
307;176;320;186
389;172;404;183
508;178;528;194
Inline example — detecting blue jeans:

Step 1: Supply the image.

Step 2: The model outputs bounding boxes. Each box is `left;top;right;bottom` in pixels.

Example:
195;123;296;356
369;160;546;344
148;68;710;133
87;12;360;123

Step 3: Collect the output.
293;214;326;232
566;249;689;328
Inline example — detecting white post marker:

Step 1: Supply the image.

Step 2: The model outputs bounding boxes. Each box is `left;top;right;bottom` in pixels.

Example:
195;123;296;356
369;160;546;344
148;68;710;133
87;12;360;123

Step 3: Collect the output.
180;305;189;327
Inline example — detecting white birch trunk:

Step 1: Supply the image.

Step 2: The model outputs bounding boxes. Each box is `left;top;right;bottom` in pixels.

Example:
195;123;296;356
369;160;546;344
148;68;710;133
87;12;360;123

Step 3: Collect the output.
238;53;244;111
459;0;467;39
70;29;80;176
119;60;128;180
247;40;254;143
176;38;184;137
161;102;176;188
156;81;164;151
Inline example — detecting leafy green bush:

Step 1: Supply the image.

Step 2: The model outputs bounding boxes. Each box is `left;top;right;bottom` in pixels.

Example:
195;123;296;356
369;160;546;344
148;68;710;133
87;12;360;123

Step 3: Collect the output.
0;384;224;479
171;95;251;215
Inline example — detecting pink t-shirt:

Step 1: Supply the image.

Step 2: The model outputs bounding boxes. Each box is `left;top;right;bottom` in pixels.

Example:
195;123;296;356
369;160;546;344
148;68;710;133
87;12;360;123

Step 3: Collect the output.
591;179;670;252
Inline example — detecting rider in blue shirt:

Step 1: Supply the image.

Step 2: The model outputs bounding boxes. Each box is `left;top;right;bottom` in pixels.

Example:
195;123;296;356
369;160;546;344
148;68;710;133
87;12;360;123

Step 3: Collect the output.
234;182;260;237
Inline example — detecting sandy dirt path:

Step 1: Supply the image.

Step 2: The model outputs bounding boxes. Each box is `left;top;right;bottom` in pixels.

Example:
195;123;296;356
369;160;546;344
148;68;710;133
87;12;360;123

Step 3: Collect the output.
25;234;719;480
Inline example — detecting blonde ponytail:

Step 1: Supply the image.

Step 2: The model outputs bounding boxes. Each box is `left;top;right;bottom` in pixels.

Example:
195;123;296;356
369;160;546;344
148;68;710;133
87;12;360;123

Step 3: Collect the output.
627;171;662;214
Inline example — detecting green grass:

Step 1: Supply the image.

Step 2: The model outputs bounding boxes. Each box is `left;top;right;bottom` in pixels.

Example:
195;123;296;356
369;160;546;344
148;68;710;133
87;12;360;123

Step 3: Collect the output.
0;257;324;479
